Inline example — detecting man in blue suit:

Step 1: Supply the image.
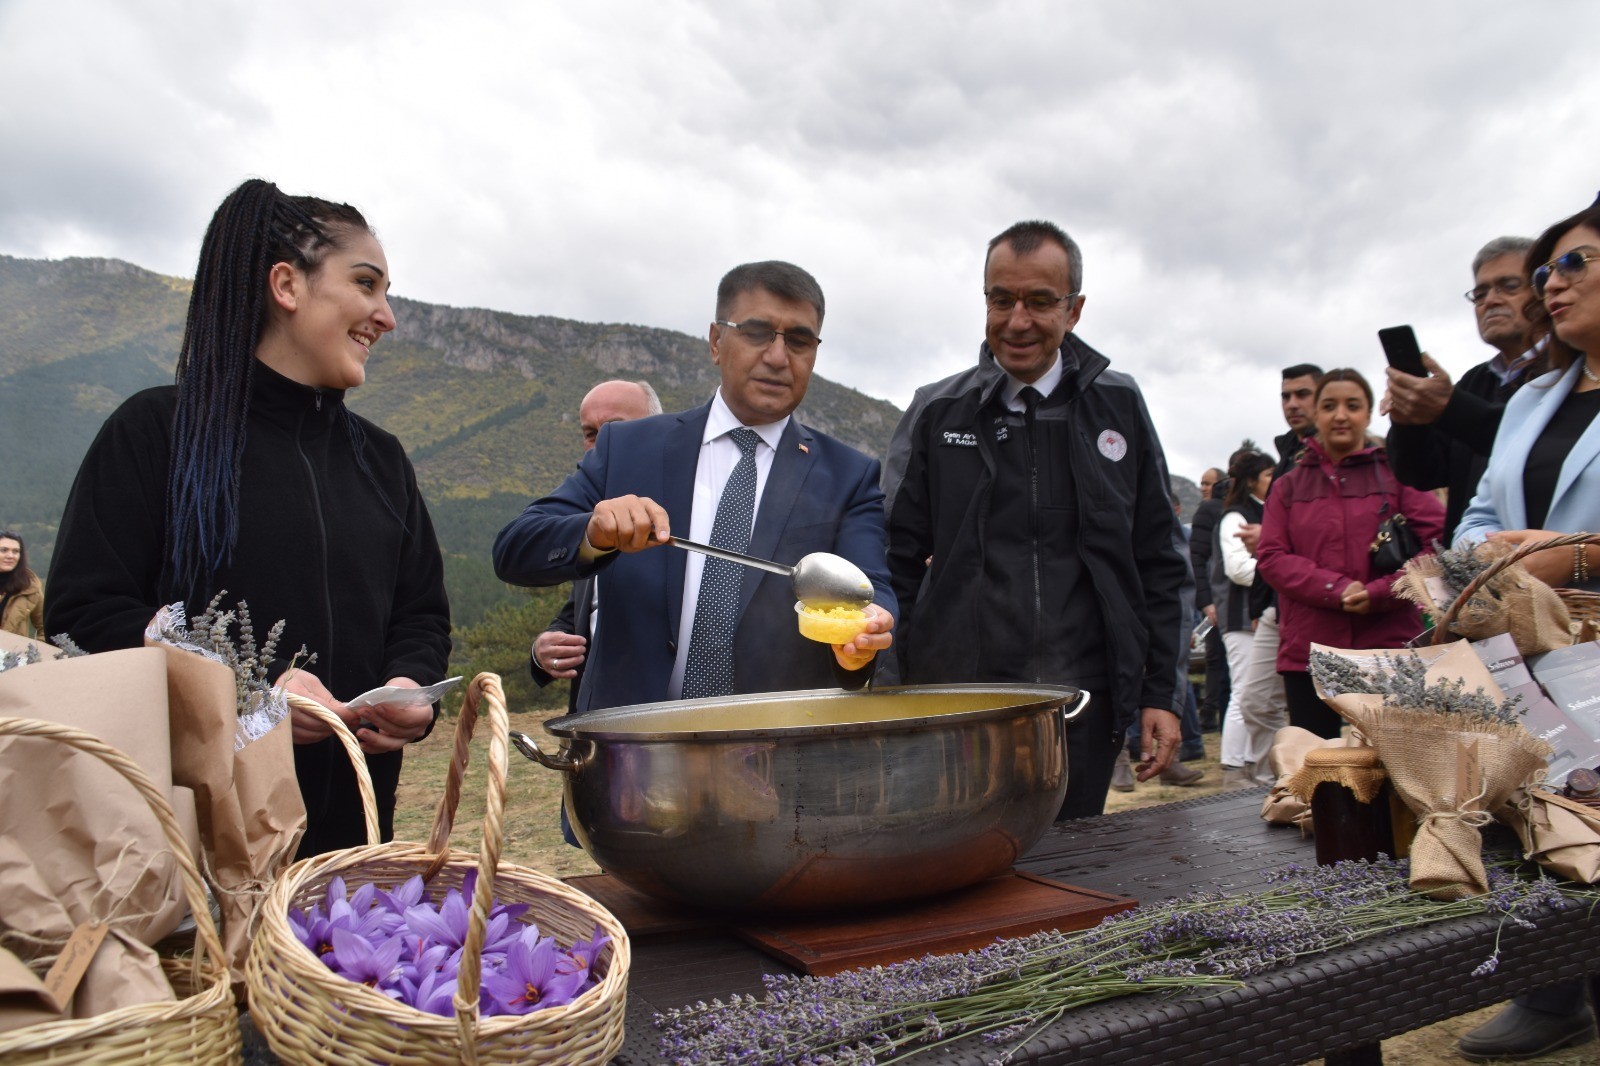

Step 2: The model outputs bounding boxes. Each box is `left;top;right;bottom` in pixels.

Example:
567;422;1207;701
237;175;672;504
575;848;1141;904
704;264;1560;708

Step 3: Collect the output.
493;261;895;712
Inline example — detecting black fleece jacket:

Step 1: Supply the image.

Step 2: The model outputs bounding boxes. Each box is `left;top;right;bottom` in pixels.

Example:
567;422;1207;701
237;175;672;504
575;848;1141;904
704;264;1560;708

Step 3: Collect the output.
882;336;1190;736
45;363;452;856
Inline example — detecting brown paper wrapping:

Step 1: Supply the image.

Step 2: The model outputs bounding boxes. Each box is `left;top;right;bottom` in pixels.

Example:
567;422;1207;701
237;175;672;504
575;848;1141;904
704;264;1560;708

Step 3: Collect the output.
0;947;61;1032
1312;641;1552;899
154;644;305;999
0;646;185;1029
1503;790;1600;884
1259;727;1352;829
1394;546;1574;656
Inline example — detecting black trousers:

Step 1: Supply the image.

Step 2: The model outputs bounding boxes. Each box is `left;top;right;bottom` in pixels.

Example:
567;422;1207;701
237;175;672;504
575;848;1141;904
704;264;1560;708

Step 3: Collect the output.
1057;697;1126;821
1281;670;1344;739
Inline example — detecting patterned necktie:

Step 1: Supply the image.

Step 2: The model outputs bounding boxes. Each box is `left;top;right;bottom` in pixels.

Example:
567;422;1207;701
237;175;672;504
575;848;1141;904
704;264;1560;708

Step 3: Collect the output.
682;427;762;700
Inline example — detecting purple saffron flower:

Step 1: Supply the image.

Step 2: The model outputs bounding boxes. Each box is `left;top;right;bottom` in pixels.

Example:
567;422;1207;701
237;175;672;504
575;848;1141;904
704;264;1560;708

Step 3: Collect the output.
330;927;406;990
557;924;611;988
481;928;585;1016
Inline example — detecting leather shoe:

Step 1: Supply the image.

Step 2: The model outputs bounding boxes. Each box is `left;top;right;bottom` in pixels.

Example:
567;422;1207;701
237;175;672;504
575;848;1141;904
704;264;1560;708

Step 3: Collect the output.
1159;762;1205;787
1110;747;1136;792
1179;744;1205;762
1457;1002;1597;1061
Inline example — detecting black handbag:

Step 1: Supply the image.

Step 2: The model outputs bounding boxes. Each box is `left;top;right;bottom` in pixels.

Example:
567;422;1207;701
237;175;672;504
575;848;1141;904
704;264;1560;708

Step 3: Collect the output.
1369;510;1421;575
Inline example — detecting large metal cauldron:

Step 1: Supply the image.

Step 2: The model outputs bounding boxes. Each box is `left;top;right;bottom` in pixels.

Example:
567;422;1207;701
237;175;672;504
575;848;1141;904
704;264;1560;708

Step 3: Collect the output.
512;684;1087;913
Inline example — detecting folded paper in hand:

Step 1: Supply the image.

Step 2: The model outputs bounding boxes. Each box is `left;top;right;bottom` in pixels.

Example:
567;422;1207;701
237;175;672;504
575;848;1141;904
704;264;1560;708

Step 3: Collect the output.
346;676;462;711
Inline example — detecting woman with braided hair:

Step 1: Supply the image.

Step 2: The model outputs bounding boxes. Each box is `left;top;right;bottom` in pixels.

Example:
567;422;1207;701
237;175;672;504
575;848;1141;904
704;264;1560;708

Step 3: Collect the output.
46;179;451;856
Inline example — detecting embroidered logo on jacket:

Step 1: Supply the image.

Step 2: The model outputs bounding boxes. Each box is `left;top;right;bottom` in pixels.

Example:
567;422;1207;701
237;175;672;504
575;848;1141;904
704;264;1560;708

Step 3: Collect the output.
941;431;979;448
1097;429;1128;461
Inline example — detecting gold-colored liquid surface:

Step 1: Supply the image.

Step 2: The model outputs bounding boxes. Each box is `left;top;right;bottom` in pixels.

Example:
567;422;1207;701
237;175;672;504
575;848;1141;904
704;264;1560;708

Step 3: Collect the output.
570;691;1051;734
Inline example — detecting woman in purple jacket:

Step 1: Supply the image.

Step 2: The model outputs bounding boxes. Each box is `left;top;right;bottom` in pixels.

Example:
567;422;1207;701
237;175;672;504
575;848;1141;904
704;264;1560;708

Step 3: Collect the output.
1256;368;1445;738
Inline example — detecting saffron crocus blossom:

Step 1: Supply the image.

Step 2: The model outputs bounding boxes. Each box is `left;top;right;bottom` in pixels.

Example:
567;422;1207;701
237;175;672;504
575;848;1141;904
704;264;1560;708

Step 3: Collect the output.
330;928;406;991
288;875;602;1017
481;927;585;1016
557;924;612;984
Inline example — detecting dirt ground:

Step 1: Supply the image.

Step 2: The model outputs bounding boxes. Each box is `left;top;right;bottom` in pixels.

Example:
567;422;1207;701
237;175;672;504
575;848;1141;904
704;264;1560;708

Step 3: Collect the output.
393;712;1597;1065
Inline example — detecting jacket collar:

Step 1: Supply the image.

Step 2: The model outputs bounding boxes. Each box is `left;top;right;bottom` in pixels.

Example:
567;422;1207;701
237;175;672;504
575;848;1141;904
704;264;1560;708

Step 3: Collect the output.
1298;432;1383;469
249;359;346;427
975;333;1110;406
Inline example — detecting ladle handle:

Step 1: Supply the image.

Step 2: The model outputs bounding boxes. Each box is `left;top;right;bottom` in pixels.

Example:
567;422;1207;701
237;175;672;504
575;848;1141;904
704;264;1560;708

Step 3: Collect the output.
669;536;794;578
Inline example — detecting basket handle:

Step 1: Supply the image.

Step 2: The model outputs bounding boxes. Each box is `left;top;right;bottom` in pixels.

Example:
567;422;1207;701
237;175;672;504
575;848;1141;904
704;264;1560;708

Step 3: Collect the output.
1431;531;1599;644
284;694;380;846
408;673;510;1049
0;716;229;995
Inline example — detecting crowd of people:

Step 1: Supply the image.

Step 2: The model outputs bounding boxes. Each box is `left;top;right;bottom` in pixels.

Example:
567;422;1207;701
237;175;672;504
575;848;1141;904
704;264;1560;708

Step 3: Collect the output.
11;177;1600;1061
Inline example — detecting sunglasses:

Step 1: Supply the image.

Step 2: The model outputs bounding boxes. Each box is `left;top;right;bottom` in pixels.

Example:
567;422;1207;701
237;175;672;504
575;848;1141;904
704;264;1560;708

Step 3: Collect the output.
1532;250;1600;298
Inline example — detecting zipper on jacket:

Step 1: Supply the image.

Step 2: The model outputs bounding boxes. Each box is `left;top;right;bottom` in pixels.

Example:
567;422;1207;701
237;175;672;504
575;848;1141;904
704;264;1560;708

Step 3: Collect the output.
1023;403;1043;684
295;402;335;683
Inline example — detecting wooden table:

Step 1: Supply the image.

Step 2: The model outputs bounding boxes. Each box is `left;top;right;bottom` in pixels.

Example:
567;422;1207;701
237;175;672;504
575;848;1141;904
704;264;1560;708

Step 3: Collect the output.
609;788;1600;1065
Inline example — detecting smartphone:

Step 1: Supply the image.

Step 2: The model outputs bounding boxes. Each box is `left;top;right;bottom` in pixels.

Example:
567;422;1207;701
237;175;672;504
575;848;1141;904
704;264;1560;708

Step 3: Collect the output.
1378;325;1426;377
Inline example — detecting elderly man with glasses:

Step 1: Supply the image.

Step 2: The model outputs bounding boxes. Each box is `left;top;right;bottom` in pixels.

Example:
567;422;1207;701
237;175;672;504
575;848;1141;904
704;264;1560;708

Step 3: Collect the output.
882;220;1192;819
494;260;895;714
1385;235;1538;543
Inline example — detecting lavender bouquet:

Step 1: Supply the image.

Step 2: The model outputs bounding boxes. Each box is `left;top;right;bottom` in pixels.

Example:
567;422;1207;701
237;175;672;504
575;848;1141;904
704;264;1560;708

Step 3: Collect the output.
288;872;610;1017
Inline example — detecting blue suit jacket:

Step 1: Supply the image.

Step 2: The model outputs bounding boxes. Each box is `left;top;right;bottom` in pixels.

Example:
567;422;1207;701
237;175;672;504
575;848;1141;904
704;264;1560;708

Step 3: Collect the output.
493;401;897;712
1455;361;1600;548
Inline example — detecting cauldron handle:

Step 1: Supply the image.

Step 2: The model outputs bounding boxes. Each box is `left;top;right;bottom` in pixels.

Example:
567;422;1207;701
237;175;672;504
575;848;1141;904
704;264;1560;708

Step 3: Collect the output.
1061;690;1091;722
509;729;586;773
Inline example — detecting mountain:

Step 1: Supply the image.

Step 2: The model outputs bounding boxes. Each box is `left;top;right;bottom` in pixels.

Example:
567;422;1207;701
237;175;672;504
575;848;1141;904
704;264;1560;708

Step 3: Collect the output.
0;254;904;631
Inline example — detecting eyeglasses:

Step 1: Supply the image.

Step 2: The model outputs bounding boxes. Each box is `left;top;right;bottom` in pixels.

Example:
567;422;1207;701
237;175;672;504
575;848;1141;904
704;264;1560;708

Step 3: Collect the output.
984;289;1080;315
1532;251;1600;298
714;319;821;355
1463;277;1525;304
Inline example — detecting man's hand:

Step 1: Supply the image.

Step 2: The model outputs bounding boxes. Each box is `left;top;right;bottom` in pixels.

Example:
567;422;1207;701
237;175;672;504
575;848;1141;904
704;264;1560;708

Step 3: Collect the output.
831;603;894;672
1340;580;1371;615
1235;522;1262;555
1134;707;1182;781
1488;529;1577;586
282;669;358;745
1203;604;1217;626
533;631;587;679
586;495;671;553
1385;354;1454;426
353;677;435;755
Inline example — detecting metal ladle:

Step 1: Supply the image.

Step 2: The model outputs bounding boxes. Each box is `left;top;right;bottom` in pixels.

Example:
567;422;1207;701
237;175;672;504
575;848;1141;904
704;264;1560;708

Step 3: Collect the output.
668;536;873;609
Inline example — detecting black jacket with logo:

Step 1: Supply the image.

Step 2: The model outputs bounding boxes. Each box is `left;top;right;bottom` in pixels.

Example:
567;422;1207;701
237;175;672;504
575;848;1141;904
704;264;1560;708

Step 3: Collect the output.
882;336;1190;735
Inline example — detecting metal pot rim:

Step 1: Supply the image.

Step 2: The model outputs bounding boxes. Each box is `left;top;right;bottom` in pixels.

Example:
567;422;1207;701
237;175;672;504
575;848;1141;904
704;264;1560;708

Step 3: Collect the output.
541;683;1085;743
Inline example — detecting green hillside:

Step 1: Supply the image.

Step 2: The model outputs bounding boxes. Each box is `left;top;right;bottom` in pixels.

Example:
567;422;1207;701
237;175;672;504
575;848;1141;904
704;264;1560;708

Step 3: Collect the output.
0;254;904;707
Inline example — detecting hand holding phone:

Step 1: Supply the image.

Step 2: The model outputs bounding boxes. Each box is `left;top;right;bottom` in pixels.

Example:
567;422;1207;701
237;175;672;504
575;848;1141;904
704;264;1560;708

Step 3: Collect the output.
1378;325;1426;377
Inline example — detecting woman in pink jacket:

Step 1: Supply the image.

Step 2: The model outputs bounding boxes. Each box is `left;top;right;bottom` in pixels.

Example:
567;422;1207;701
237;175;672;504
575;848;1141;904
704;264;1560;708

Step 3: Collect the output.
1256;368;1445;737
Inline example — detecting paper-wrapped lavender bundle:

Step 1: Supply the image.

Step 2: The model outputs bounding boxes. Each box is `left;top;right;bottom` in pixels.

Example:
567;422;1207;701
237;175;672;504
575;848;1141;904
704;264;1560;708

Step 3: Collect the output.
143;595;308;999
1311;643;1550;900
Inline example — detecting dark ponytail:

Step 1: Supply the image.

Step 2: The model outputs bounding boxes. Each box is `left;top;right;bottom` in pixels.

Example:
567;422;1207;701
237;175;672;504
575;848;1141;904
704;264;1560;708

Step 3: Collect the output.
1223;451;1274;509
164;179;373;600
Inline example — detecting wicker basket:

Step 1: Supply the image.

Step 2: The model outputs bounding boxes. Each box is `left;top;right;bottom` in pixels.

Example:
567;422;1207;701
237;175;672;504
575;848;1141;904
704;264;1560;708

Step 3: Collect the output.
0;717;241;1065
246;673;629;1065
1431;531;1600;643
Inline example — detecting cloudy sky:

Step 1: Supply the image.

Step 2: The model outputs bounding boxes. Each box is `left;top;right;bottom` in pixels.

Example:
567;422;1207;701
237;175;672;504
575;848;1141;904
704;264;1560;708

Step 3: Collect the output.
3;0;1596;480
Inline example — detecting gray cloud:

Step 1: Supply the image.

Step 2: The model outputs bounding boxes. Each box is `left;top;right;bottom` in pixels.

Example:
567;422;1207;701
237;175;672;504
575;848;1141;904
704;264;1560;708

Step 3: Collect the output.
3;0;1596;479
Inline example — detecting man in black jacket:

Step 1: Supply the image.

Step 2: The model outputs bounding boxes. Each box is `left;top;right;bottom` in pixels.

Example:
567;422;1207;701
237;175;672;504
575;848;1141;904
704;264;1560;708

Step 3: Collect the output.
883;220;1190;819
1189;467;1228;730
1386;236;1537;543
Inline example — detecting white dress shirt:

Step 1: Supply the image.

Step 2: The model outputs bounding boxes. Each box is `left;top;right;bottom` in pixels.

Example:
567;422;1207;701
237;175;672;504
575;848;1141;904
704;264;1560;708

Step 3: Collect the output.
1000;354;1065;412
666;390;790;698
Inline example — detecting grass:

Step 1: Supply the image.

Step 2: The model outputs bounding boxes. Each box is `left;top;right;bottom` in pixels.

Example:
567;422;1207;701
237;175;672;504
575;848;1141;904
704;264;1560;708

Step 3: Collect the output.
391;707;1594;1065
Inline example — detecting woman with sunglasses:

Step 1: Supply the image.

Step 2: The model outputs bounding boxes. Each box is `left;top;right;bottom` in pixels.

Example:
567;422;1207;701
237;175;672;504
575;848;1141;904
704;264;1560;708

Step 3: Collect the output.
0;531;44;638
1455;197;1600;591
1448;199;1600;1062
1255;369;1445;739
46;179;452;858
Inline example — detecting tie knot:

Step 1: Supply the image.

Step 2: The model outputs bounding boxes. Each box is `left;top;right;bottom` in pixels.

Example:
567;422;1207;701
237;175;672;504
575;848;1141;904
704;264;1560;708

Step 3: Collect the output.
730;427;761;458
1019;386;1042;413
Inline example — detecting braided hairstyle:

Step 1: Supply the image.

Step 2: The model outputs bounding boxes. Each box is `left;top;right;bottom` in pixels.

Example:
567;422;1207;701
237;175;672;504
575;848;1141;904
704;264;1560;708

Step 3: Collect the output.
165;178;376;600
